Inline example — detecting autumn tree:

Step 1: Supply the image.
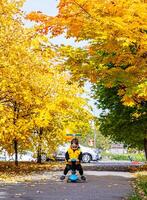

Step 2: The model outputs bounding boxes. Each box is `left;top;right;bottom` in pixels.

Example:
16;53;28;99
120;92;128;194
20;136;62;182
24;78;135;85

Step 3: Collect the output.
27;0;147;106
0;0;93;165
92;85;147;159
27;0;147;154
30;69;93;163
0;0;36;165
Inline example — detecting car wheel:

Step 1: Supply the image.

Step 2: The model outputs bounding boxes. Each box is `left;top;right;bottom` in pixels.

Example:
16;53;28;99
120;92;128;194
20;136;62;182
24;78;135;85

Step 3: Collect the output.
82;153;92;163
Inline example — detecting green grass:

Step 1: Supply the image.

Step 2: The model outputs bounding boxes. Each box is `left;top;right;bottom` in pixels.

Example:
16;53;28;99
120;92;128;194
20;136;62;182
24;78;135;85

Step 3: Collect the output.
129;194;141;200
102;152;146;161
129;172;147;200
137;174;147;195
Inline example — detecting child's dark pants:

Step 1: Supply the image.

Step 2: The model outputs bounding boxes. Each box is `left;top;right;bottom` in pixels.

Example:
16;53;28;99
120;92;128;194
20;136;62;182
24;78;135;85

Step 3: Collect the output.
64;163;83;176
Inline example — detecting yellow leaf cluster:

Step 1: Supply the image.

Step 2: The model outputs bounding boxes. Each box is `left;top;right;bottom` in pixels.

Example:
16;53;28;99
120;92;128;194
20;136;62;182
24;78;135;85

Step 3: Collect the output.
0;1;93;155
32;0;146;107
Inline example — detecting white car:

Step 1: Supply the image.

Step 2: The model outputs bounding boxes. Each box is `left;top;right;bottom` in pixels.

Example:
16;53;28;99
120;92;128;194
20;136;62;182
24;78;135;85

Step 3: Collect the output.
18;151;36;162
55;143;102;163
6;151;36;162
0;154;6;161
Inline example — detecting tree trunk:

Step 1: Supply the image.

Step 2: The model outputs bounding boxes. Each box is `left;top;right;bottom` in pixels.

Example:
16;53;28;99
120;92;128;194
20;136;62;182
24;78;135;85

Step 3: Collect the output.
144;138;147;160
14;138;18;166
37;127;43;164
13;101;19;166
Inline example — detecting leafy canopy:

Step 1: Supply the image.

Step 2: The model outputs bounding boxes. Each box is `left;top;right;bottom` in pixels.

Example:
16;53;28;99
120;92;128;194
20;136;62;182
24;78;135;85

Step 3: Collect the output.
0;0;93;155
27;0;147;107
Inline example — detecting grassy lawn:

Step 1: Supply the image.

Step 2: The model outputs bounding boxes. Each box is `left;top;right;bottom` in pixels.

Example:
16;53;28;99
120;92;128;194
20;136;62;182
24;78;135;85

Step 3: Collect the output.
129;172;147;200
102;152;146;162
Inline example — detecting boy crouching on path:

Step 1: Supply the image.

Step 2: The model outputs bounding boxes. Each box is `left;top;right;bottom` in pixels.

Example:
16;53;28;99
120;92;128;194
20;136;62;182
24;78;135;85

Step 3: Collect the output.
60;138;86;181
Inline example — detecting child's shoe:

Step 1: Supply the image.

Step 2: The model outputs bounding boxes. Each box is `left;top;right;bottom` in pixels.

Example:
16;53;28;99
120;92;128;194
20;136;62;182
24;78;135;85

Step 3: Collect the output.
81;175;86;181
60;175;65;180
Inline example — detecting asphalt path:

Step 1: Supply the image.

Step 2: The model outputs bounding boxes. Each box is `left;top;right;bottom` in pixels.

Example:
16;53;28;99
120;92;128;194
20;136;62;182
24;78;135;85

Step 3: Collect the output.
0;171;134;200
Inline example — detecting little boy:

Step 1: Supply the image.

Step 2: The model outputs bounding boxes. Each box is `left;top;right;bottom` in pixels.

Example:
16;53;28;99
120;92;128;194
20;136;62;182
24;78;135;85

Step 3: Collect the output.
60;138;86;180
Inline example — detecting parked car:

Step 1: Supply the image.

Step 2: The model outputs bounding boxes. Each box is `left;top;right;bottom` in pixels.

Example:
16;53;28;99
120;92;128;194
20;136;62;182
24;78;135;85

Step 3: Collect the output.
18;151;36;162
54;143;102;163
6;151;36;162
0;150;7;161
0;153;6;161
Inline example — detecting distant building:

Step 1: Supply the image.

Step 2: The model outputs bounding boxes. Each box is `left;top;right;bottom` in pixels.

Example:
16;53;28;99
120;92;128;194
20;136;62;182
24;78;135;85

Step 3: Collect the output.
109;143;127;154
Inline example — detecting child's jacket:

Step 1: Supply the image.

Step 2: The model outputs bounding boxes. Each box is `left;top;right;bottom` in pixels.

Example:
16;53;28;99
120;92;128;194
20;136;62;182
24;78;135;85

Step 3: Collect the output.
65;147;82;163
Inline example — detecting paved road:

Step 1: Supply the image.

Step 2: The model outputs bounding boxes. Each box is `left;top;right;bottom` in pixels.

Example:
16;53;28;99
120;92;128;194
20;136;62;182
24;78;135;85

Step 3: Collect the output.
0;171;134;200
